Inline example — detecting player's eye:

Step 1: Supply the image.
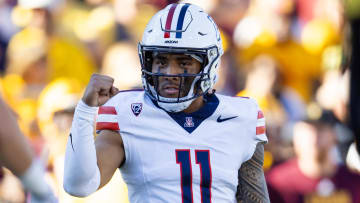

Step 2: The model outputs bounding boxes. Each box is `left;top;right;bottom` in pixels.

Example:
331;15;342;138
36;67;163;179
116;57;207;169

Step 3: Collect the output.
180;61;192;67
155;59;167;66
160;60;167;66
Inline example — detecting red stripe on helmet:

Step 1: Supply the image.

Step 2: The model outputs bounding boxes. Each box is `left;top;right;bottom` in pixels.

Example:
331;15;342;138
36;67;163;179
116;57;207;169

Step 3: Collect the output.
164;4;177;38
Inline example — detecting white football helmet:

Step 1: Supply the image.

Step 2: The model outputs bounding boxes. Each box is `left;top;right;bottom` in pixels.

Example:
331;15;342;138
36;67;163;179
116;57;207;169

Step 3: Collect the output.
138;3;223;112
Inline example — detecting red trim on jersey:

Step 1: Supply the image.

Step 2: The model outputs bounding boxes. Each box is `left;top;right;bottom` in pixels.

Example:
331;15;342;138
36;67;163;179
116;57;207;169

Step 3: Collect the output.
257;111;264;119
256;126;265;135
98;106;117;115
207;152;212;203
164;4;177;38
176;149;193;203
96;122;119;131
195;150;212;203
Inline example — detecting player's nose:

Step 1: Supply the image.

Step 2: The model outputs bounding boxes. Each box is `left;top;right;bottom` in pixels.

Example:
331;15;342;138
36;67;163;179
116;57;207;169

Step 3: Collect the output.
163;61;182;81
164;61;182;75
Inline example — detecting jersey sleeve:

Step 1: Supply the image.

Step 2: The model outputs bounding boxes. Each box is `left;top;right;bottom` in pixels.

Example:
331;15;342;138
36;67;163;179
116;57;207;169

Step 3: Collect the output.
95;93;133;169
96;105;120;133
256;109;268;143
244;99;268;162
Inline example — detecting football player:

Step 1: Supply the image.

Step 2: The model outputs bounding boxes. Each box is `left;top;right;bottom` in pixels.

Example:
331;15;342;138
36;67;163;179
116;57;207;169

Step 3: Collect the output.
0;96;57;202
64;3;269;202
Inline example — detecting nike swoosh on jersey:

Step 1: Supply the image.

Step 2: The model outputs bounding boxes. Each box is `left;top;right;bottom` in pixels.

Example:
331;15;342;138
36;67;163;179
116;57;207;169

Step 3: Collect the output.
198;31;208;36
217;115;238;122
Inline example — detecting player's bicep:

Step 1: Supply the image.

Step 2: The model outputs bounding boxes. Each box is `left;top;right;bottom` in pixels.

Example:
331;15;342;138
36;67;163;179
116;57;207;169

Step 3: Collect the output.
236;142;270;203
95;130;125;189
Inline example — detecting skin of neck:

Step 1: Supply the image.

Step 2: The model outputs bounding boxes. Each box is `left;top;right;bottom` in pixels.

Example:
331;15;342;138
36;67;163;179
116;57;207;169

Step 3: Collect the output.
182;95;205;114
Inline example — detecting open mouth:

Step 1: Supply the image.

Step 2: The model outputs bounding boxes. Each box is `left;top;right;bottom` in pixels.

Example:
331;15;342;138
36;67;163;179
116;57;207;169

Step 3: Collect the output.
162;85;179;95
159;84;182;97
163;86;179;94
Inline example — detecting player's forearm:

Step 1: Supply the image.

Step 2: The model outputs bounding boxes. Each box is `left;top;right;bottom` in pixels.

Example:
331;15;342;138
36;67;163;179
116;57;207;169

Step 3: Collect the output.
0;124;33;176
63;100;101;197
236;143;270;203
0;98;56;200
0;98;33;176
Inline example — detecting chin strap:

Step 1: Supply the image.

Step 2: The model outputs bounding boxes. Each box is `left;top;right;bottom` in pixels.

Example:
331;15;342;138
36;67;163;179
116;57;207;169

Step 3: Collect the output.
150;74;200;112
157;98;194;112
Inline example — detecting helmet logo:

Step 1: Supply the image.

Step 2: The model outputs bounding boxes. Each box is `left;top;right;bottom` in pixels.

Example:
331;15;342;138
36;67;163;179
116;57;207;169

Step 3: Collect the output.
163;4;191;39
131;103;143;116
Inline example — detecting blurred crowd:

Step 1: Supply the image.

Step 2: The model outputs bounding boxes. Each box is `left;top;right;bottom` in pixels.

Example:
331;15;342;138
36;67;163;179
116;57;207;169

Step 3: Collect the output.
0;0;359;202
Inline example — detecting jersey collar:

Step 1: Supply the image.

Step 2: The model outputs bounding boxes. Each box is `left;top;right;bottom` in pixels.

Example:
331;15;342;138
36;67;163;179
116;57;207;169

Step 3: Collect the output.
152;93;219;133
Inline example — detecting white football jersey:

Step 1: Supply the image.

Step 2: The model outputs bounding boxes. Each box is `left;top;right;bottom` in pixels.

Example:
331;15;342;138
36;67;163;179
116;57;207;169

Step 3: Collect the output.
96;90;267;203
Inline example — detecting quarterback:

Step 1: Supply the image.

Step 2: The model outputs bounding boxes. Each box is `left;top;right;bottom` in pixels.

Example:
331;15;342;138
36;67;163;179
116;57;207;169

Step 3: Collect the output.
64;3;269;202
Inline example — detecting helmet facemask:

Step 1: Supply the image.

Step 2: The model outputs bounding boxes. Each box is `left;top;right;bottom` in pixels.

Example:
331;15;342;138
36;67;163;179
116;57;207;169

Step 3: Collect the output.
139;44;220;112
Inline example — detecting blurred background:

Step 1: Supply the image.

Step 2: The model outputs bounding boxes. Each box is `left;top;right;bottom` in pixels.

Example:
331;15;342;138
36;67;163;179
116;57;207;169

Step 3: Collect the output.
0;0;360;202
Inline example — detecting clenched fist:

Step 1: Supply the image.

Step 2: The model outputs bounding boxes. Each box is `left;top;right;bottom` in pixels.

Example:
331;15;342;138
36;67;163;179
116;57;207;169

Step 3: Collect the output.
82;74;119;107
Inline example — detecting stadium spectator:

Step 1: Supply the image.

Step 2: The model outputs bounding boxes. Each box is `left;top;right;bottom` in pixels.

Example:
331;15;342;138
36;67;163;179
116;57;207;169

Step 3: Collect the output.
266;114;360;203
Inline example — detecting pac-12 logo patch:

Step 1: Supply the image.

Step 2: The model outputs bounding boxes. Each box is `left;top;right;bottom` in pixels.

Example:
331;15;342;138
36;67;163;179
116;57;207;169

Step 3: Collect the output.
131;103;142;116
184;117;194;127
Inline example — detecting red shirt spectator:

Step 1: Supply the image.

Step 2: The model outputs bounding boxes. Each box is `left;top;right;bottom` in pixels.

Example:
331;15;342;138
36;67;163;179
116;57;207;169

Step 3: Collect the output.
267;116;360;203
267;159;360;203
